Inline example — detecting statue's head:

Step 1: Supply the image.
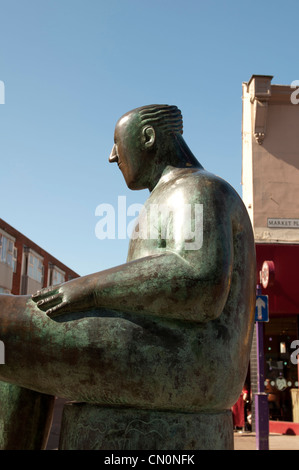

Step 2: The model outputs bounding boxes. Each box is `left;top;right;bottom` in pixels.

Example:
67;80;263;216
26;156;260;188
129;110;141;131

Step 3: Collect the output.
109;105;184;190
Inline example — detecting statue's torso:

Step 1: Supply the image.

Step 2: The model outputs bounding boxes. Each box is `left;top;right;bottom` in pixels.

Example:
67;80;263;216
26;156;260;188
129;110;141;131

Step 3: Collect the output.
122;167;256;411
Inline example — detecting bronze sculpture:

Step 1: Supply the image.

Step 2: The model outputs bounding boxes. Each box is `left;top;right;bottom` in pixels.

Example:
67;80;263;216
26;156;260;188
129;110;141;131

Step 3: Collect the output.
0;105;256;450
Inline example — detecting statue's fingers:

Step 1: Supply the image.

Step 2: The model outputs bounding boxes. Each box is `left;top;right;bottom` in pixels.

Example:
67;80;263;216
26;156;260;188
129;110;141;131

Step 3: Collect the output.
32;286;59;301
36;292;62;308
32;290;44;300
32;291;41;299
46;300;69;318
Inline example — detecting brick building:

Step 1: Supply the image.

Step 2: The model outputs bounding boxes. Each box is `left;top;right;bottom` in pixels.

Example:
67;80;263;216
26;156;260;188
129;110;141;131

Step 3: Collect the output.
0;218;79;295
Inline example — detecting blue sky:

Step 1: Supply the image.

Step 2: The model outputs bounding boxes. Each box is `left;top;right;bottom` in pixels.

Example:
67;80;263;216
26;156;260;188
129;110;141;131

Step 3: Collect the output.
0;0;298;277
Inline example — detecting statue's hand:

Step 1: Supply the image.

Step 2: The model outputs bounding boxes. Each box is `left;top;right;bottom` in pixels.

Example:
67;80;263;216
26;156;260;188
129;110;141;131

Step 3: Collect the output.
32;279;93;318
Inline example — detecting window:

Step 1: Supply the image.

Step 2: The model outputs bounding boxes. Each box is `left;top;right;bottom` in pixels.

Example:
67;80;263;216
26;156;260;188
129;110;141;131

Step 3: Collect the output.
53;269;65;285
28;253;44;283
0;287;10;294
48;264;65;286
0;234;15;269
13;247;17;273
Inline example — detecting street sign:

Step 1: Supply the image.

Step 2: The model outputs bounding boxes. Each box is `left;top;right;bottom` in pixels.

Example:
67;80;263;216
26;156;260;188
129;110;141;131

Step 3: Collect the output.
255;295;269;322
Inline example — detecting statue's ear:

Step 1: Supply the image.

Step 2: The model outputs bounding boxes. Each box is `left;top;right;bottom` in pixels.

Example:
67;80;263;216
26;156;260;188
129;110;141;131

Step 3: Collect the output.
142;126;155;149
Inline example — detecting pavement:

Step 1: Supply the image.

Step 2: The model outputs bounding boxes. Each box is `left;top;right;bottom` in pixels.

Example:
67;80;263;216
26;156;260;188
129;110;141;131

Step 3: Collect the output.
46;398;299;451
234;430;299;450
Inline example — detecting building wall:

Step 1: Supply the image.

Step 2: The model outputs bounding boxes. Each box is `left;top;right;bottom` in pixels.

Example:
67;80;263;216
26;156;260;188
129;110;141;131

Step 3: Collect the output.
0;218;79;295
242;75;299;244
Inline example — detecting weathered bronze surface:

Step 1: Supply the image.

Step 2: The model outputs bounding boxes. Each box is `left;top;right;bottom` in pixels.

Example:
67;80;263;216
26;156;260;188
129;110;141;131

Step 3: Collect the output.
0;105;256;449
0;381;54;449
59;404;234;450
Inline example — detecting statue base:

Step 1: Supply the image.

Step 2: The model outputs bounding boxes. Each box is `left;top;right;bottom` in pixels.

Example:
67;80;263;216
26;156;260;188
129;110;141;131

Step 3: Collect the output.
58;403;233;450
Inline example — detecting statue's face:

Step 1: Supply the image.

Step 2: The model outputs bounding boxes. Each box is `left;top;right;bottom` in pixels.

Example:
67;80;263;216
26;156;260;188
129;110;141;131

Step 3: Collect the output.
109;112;150;190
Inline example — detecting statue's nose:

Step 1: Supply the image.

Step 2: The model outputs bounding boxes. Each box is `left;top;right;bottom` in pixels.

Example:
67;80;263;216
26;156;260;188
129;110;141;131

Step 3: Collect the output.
109;144;118;163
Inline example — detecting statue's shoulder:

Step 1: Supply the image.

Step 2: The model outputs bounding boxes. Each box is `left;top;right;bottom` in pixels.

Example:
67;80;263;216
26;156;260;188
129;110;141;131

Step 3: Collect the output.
171;168;248;221
167;168;240;200
153;168;244;216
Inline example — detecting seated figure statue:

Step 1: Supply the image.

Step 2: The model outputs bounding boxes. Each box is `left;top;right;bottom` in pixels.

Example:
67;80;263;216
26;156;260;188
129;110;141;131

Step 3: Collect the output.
0;105;256;450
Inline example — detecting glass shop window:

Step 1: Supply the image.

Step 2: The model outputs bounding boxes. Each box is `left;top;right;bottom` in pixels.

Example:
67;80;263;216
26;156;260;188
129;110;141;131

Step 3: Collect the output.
28;253;44;283
264;316;299;422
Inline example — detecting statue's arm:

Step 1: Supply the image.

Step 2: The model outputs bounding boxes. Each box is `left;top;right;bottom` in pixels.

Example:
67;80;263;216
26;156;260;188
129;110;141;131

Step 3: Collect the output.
33;187;234;323
91;238;233;323
33;253;198;321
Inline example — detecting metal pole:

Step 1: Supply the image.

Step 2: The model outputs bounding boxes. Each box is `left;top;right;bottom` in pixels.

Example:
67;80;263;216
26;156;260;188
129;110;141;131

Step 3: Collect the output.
255;285;269;450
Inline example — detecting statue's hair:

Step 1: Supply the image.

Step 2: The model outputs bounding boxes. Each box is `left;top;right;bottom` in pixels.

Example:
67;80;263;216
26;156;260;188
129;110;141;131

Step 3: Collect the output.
137;105;183;135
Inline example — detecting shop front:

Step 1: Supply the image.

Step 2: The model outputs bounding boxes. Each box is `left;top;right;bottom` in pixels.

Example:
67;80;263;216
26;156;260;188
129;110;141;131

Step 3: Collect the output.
256;243;299;433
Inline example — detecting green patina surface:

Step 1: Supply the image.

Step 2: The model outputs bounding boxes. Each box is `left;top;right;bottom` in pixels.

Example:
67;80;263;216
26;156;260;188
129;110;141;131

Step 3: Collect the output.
0;105;256;449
